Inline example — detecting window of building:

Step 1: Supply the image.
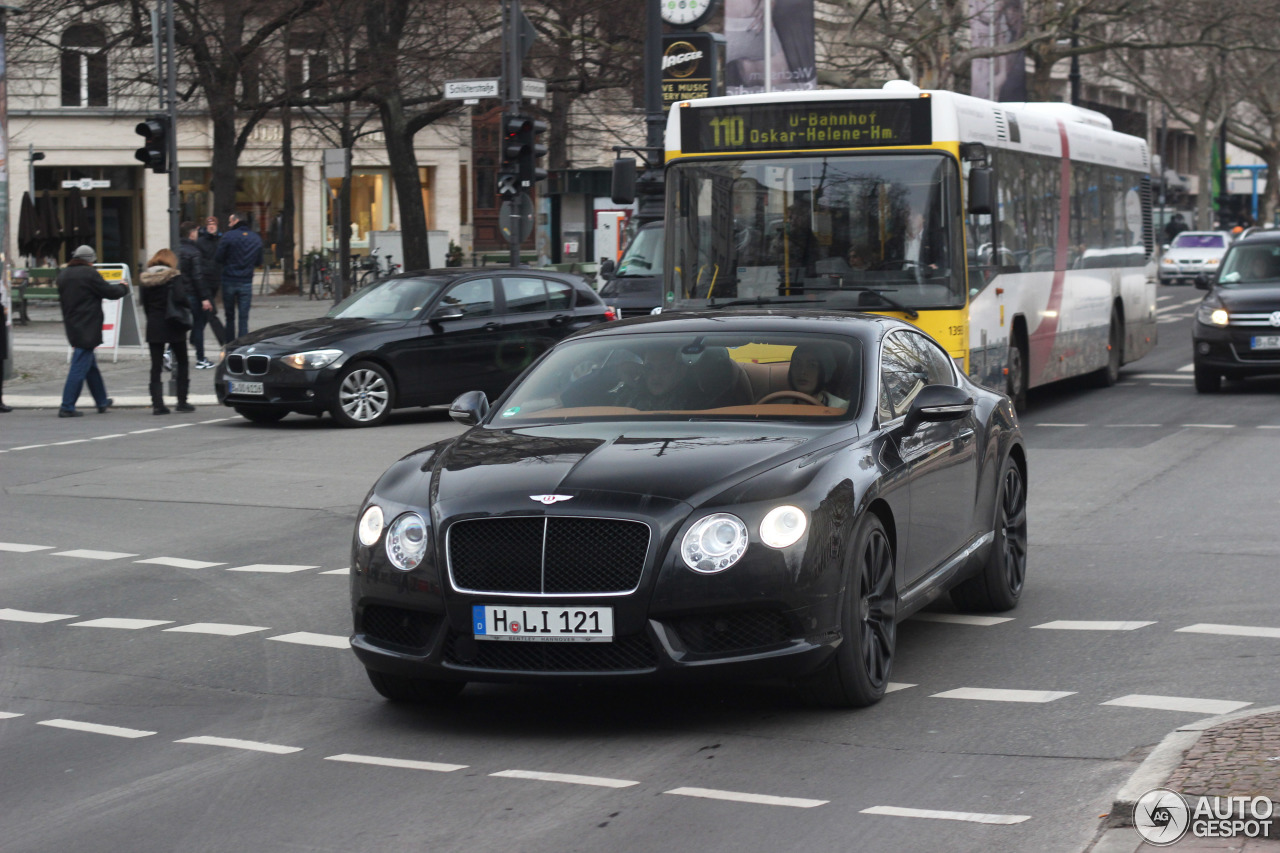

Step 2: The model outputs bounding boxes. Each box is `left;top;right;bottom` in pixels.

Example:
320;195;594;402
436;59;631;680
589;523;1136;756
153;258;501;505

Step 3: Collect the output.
61;24;108;108
178;167;302;263
459;164;470;225
286;32;329;99
419;166;436;230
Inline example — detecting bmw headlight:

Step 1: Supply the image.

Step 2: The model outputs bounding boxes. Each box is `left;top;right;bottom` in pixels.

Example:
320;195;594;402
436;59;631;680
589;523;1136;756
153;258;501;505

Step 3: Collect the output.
385;512;428;571
1160;257;1175;265
357;504;384;546
1206;257;1220;265
1196;302;1229;326
759;505;808;549
282;349;344;370
681;513;748;573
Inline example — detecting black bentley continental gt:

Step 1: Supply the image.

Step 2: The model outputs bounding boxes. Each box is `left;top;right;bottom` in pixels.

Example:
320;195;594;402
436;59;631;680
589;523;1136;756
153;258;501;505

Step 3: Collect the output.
349;311;1026;707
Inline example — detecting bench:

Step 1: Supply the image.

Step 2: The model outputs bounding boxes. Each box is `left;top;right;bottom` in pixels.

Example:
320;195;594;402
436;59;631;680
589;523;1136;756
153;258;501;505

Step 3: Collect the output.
12;269;60;325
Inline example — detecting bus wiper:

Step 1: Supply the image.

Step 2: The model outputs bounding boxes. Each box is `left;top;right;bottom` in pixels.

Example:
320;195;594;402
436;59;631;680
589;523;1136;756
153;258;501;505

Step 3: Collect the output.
706;297;826;309
844;287;919;319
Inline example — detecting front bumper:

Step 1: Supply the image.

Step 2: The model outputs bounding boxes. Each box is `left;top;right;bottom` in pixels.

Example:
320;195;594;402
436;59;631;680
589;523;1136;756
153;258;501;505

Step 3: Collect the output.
1192;321;1280;376
214;361;339;412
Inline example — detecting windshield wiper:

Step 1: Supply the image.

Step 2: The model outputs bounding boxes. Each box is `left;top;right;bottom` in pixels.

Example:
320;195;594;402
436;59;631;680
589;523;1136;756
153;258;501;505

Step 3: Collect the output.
705;297;826;309
842;287;919;319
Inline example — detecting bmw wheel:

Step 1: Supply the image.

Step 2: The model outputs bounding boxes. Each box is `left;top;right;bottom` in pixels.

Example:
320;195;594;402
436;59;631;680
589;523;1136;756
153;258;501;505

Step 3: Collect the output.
366;669;465;704
331;361;394;428
798;514;896;708
951;456;1027;612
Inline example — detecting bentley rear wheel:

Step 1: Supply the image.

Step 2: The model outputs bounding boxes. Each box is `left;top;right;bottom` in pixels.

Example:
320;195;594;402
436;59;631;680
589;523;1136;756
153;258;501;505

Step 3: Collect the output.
798;515;896;708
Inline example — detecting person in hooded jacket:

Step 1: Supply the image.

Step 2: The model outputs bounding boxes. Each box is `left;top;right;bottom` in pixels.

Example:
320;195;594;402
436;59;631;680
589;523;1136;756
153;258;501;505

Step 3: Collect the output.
178;221;214;368
139;248;194;414
57;244;130;417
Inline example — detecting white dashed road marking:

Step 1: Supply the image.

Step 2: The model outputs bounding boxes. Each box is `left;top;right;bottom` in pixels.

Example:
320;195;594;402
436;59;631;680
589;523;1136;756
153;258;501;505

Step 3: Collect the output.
1177;623;1280;639
326;754;467;773
70;618;174;630
1105;424;1163;428
1177;363;1195;372
0;608;77;623
860;805;1029;825
912;613;1013;627
1034;423;1087;427
0;542;55;552
38;719;156;739
492;769;639;788
664;787;827;808
91;433;127;440
51;549;139;560
1101;695;1252;715
885;682;916;693
0;712;25;719
1130;373;1194;380
932;687;1075;703
52;439;91;446
227;564;321;573
267;632;349;648
1183;423;1235;429
1032;621;1154;631
135;557;226;569
320;568;351;575
175;736;302;754
164;623;269;636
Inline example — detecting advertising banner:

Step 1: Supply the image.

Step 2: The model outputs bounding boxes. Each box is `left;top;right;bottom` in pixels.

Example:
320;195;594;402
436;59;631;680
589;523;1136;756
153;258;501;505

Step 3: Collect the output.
662;33;723;113
724;0;816;95
970;0;1027;102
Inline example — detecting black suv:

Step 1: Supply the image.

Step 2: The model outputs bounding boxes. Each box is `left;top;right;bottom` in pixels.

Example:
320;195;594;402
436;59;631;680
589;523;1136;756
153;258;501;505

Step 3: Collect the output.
1193;232;1280;392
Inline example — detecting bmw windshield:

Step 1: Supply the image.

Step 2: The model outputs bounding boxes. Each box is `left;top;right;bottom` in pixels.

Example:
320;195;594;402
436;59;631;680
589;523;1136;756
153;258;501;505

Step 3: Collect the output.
664;153;964;312
327;276;447;320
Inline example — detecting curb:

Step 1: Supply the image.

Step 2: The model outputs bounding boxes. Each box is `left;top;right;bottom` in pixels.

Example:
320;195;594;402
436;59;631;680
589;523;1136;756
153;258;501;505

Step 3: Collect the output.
1088;704;1280;852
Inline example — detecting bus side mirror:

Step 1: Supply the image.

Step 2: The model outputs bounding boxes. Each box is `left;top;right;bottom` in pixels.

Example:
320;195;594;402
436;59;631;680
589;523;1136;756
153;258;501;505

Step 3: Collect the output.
968;167;993;216
612;158;637;205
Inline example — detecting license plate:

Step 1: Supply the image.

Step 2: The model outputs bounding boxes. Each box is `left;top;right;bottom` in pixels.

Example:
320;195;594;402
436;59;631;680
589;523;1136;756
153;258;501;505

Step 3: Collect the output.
229;380;264;395
1251;336;1280;350
473;605;613;642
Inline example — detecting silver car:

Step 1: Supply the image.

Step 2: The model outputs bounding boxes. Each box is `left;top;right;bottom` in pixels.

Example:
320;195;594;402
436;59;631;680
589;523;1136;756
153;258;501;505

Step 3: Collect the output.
1159;231;1232;285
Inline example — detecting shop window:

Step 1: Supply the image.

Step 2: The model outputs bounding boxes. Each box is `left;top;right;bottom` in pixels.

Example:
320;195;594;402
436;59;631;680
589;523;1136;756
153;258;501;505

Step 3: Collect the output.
418;166;436;230
61;24;108;108
344;171;389;245
459;164;470;225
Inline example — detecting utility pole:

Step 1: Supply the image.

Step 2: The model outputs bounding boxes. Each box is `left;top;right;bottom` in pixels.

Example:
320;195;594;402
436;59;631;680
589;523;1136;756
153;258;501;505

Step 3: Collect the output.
500;0;541;266
636;0;665;225
164;0;179;249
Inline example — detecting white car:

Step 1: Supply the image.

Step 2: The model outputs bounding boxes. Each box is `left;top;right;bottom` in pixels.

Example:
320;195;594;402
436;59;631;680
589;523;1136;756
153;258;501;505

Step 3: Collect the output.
1159;231;1232;285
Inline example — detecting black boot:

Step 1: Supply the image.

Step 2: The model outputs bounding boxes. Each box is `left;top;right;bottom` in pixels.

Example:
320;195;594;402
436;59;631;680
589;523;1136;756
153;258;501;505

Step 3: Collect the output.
150;381;170;415
176;378;194;413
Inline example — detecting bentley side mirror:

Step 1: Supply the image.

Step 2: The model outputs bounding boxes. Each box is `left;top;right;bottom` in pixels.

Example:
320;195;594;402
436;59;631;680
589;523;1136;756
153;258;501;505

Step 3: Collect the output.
903;384;975;433
448;390;489;426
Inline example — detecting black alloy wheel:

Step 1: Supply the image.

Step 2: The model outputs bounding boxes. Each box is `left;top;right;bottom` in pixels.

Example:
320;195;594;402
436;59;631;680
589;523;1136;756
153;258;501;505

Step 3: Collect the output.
798;515;896;708
234;406;288;424
951;456;1027;612
1006;338;1027;412
331;360;395;427
366;669;465;704
1193;362;1222;393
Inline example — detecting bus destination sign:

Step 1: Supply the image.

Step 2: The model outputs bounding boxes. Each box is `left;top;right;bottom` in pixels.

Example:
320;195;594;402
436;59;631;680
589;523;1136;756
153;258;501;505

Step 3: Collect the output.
680;99;933;154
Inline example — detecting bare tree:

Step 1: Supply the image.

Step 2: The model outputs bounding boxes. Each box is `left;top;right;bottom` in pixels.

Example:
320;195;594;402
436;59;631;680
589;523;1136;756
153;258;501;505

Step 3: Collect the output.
1226;44;1280;224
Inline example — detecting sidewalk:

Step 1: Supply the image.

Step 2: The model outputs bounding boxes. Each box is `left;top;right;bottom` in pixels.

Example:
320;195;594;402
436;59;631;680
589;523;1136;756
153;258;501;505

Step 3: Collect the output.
1091;708;1280;852
3;292;336;410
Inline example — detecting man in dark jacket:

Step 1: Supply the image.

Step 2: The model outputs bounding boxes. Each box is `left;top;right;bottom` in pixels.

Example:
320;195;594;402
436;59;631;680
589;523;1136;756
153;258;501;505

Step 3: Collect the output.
178;221;215;368
57;244;130;417
197;215;222;301
214;213;263;342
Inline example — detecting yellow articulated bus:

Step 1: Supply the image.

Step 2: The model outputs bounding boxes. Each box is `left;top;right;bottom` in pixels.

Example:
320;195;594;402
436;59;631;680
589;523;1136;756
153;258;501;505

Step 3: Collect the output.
659;81;1158;406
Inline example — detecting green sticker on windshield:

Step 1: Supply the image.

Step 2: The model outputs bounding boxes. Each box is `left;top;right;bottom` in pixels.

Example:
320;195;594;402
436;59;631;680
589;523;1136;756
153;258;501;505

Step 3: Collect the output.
501;406;521;417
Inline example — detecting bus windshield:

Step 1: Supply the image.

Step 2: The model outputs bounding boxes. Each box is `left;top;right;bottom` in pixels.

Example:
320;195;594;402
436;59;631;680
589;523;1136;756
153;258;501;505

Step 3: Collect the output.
665;153;964;312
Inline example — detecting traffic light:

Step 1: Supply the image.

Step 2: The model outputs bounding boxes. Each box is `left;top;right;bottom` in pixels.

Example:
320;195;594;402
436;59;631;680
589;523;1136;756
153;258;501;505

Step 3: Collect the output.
134;116;170;174
502;113;548;190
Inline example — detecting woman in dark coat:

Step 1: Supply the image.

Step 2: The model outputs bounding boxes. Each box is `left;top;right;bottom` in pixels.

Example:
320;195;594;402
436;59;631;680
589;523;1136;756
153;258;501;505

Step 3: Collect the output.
138;248;193;415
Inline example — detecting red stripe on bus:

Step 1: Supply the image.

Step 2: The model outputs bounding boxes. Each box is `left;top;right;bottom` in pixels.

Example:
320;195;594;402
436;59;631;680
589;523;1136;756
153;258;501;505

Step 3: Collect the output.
1028;120;1072;385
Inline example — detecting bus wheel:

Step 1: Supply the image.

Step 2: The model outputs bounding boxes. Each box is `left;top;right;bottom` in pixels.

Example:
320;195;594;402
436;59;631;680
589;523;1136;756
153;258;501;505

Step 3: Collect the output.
1092;309;1123;387
1006;339;1027;412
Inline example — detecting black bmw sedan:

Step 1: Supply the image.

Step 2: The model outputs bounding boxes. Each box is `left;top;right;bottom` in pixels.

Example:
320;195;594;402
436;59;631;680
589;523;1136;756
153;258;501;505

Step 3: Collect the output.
214;268;612;426
349;311;1026;707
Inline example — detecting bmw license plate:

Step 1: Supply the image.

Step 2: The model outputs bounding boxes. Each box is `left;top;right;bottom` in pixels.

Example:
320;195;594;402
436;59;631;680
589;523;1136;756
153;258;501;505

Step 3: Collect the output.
473;605;613;642
1251;336;1280;350
228;380;265;395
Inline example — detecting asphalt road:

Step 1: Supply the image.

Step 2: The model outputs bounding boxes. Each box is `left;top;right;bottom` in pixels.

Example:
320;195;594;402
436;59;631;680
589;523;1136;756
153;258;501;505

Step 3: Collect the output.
2;289;1278;853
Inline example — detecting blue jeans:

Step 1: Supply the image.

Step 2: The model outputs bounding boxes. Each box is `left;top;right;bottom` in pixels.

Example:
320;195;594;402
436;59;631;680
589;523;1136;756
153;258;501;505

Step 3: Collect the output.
61;347;109;413
222;279;253;342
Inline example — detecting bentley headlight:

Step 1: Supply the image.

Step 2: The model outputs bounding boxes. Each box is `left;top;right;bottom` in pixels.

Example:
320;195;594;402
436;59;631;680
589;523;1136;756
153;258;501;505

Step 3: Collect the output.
760;505;808;549
1196;302;1228;326
681;513;748;573
357;504;384;546
385;512;428;571
283;349;344;370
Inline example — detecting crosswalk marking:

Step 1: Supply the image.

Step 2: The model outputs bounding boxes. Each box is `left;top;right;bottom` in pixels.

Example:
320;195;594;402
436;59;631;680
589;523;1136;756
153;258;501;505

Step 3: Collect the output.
227;564;321;573
164;623;269;636
267;632;349;649
175;735;302;754
1177;623;1280;639
664;787;826;807
493;769;639;788
0;712;25;719
931;687;1075;703
861;805;1029;824
885;682;916;693
0;608;77;623
135;557;226;569
38;719;156;738
1032;621;1154;631
326;754;467;773
320;567;351;575
51;549;140;560
0;542;56;552
1100;694;1252;715
912;613;1013;627
69;618;174;630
